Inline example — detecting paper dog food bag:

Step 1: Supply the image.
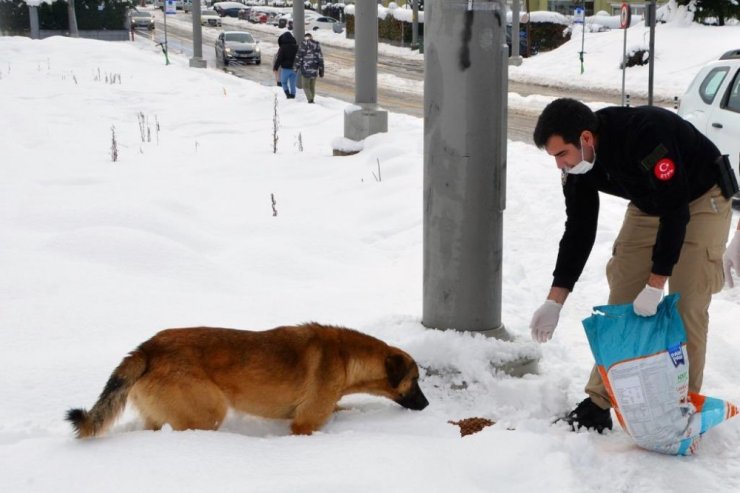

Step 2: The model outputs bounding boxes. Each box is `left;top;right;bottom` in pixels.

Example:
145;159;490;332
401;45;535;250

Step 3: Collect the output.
582;294;738;455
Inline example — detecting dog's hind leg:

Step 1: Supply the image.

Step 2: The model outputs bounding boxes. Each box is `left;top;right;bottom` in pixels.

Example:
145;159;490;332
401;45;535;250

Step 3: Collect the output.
130;374;229;432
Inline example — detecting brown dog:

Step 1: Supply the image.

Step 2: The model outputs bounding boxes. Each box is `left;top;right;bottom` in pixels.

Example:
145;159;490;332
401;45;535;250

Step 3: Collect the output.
66;323;428;437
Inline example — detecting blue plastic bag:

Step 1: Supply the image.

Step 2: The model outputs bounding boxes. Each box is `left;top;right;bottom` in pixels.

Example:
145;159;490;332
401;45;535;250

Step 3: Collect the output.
583;294;738;455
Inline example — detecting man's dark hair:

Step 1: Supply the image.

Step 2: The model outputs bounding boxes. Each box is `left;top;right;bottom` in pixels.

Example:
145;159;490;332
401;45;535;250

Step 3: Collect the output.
533;98;598;149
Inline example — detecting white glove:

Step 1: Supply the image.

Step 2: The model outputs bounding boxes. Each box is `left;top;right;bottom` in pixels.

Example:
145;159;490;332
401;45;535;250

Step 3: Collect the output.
724;230;740;288
530;300;563;343
633;285;664;317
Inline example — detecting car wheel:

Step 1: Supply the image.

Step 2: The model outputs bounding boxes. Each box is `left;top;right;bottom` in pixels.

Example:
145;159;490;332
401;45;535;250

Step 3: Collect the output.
313;26;318;31
255;59;261;65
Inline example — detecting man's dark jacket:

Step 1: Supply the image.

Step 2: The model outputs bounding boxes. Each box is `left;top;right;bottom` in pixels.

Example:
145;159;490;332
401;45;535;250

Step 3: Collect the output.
553;106;721;290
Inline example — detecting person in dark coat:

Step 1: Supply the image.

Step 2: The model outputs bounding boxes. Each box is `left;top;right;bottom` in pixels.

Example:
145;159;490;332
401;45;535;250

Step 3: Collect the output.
273;31;299;99
529;98;734;433
293;32;324;103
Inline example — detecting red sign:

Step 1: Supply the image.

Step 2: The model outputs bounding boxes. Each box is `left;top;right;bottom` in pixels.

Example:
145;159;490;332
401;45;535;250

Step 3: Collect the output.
620;3;632;29
654;158;676;181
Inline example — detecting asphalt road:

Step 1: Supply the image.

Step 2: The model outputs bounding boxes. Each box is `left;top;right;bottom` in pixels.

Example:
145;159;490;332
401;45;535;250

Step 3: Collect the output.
140;14;672;144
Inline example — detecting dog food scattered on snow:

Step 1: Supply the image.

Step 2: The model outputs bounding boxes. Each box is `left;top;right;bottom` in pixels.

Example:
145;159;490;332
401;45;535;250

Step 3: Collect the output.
448;417;495;436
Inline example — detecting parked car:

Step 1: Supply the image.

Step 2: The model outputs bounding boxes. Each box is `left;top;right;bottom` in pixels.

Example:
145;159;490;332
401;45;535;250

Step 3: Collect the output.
678;48;740;209
215;31;262;65
248;9;271;23
212;1;248;17
129;10;155;30
306;15;342;32
200;8;222;26
274;13;293;29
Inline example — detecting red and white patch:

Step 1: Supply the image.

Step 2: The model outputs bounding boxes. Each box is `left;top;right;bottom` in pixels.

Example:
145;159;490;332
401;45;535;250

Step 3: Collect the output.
654;158;676;181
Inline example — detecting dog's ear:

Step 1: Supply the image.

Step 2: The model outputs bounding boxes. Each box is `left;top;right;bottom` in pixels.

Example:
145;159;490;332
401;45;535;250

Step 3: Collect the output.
385;354;407;388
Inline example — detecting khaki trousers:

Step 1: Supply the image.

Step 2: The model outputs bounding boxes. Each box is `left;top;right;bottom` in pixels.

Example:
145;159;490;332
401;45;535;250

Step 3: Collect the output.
586;185;732;409
301;76;317;102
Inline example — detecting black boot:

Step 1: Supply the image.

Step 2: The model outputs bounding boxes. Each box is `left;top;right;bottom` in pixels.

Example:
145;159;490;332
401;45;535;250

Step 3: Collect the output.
564;398;612;433
284;90;291;99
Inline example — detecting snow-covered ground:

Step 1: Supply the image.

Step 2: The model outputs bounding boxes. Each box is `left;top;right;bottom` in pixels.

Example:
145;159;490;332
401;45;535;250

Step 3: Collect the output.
1;10;739;493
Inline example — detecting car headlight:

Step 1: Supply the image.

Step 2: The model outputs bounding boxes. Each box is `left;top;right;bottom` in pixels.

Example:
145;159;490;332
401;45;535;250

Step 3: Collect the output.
255;46;260;53
224;48;232;54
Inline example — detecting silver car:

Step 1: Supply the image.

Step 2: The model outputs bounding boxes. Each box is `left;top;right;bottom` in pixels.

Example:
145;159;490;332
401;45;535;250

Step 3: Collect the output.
129;11;155;31
200;9;222;27
215;31;261;66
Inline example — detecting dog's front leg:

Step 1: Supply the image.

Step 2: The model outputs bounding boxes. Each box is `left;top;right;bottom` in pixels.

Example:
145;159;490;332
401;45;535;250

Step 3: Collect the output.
290;396;338;435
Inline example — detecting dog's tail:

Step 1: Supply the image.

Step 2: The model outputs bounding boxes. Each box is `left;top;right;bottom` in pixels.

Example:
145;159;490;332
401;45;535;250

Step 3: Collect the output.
66;348;147;438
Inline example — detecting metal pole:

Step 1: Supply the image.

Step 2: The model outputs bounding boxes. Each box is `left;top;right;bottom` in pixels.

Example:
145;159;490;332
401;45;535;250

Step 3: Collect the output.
621;24;627;106
163;3;170;65
293;1;304;41
355;0;377;105
647;0;656;106
293;0;305;89
512;0;520;57
423;0;508;338
67;0;79;37
29;6;40;39
412;0;419;50
190;0;206;68
510;0;522;66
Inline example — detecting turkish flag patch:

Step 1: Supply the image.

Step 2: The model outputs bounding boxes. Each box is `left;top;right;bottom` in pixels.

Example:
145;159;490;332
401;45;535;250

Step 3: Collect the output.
654;158;676;181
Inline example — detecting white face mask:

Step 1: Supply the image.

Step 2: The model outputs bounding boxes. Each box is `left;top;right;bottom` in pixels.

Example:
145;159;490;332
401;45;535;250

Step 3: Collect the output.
567;138;596;175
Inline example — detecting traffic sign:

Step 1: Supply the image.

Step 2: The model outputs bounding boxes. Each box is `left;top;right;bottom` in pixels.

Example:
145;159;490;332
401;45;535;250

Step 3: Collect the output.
574;7;585;24
620;3;632;29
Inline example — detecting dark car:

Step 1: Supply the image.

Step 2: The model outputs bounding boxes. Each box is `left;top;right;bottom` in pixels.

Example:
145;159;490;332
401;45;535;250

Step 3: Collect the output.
212;1;248;18
215;31;261;66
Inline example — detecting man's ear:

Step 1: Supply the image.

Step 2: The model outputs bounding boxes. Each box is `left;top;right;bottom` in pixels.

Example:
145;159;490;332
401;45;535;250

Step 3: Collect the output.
581;130;595;147
385;354;407;388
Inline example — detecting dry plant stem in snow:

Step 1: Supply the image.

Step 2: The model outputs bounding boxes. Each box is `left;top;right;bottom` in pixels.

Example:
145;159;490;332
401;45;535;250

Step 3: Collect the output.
372;158;382;182
271;194;278;217
137;112;146;142
297;132;303;152
110;126;118;163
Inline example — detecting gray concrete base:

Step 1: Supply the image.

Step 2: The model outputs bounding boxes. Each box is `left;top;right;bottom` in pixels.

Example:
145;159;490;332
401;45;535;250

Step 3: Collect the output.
189;57;207;69
344;104;388;142
333;148;360;157
509;56;523;66
450;324;540;378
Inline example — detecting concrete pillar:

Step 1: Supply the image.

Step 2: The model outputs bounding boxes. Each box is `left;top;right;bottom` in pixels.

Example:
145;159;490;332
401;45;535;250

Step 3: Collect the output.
343;0;387;142
29;6;40;39
422;0;509;338
190;0;207;68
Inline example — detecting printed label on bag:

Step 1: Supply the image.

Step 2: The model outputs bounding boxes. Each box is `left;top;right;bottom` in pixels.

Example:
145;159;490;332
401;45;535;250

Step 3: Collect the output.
668;344;685;368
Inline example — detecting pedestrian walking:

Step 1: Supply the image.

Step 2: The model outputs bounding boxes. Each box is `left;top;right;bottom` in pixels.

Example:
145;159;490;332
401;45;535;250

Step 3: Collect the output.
273;31;298;99
294;32;324;104
529;98;737;433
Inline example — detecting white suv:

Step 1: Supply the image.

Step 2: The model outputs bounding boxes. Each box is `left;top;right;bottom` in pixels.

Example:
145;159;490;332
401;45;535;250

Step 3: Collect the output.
678;49;740;210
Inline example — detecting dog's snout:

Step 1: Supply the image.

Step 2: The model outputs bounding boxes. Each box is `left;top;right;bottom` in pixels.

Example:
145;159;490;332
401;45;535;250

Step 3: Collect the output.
395;382;429;411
